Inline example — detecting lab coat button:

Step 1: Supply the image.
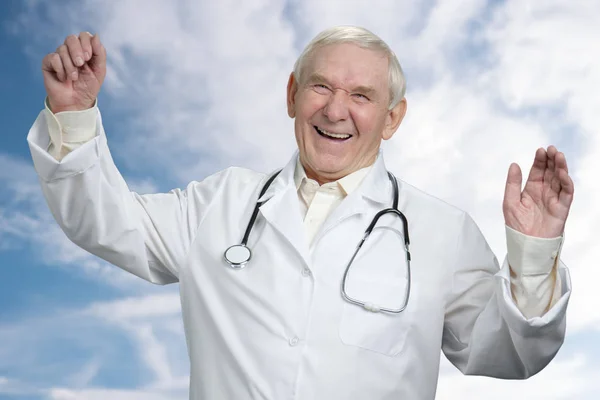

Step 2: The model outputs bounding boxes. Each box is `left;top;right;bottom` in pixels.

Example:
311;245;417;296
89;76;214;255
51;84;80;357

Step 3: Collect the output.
551;250;558;259
302;268;311;277
289;336;299;346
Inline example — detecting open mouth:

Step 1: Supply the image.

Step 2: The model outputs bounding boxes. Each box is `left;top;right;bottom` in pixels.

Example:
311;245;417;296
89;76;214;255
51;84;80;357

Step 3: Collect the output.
314;126;352;141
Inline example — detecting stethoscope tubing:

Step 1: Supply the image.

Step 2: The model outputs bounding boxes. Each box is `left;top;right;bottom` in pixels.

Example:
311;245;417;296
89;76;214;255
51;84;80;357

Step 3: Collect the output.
225;168;412;313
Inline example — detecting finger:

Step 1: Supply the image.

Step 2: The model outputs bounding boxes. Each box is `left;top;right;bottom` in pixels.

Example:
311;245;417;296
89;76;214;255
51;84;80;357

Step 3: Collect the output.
545;156;555;189
42;52;66;82
546;145;558;160
64;34;85;68
554;150;569;174
57;45;78;81
79;31;94;61
525;147;547;187
558;169;575;207
547;146;556;172
503;163;522;211
549;151;569;194
90;33;107;70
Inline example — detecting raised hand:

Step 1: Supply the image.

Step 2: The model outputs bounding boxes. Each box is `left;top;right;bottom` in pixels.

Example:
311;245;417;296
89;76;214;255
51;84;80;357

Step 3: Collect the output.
503;146;575;238
41;32;106;113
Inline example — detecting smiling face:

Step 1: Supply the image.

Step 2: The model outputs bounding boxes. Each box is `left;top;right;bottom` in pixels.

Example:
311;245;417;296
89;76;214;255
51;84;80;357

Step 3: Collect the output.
287;43;407;184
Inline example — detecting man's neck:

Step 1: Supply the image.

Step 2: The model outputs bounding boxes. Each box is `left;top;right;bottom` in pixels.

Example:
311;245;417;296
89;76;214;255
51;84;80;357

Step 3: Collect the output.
300;157;377;186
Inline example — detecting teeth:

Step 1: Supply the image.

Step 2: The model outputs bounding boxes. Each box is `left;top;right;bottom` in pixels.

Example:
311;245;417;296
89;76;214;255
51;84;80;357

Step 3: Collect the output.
317;127;351;139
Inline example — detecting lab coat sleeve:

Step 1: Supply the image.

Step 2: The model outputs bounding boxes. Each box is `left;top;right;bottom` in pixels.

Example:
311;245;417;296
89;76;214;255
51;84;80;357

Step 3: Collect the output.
442;212;572;379
26;107;222;285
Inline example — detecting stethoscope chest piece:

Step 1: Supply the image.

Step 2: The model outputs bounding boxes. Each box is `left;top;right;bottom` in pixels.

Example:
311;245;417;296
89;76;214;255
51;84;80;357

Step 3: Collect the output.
224;244;252;269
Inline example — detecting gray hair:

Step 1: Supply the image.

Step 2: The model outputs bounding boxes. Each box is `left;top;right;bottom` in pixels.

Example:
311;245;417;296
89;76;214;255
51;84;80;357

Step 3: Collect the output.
293;26;406;109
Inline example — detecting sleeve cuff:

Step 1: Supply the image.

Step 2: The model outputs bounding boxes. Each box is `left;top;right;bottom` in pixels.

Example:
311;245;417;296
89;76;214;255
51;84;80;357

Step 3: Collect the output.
28;105;107;182
505;225;564;276
495;258;571;334
44;97;99;145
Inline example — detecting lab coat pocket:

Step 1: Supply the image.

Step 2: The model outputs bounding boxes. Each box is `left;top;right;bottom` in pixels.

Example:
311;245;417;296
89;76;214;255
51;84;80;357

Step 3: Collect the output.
339;277;412;356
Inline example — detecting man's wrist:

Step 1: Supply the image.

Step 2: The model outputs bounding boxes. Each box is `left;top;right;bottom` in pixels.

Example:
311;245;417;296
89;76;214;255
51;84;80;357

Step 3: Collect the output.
46;97;97;114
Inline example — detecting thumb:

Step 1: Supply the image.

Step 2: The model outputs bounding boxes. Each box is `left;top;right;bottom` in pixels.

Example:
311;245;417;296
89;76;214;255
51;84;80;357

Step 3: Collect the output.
503;163;522;210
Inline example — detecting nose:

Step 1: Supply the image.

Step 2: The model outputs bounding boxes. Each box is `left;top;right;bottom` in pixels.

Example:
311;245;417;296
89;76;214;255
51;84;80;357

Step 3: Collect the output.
323;90;350;122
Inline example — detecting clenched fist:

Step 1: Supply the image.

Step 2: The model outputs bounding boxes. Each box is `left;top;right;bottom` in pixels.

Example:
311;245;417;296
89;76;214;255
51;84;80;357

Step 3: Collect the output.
42;32;106;113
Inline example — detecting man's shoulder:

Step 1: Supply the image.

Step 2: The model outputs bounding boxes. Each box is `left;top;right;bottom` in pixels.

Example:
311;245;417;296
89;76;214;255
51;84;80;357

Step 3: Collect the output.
218;166;266;182
184;166;267;198
398;178;467;221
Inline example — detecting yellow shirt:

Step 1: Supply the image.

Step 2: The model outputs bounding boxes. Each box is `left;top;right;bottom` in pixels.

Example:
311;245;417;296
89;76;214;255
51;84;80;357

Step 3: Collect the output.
294;158;371;244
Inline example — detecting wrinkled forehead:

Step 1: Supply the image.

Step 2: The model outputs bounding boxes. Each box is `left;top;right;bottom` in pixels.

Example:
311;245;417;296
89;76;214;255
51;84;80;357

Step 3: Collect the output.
301;44;391;103
302;43;390;92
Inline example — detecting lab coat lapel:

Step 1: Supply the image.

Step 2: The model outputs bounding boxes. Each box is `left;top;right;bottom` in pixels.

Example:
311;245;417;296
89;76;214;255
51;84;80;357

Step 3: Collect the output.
315;151;392;242
356;150;392;205
257;152;311;267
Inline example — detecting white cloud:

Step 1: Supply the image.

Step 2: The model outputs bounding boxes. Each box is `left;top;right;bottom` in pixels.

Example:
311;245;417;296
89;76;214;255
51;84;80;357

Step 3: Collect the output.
48;387;188;400
84;294;186;386
127;178;160;195
86;294;189;387
86;293;181;321
0;294;188;397
438;354;600;400
0;153;166;289
480;0;600;333
0;375;43;397
65;359;102;388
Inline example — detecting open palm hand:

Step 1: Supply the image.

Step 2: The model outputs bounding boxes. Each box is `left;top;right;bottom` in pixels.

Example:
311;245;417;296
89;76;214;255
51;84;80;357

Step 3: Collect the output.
503;146;574;238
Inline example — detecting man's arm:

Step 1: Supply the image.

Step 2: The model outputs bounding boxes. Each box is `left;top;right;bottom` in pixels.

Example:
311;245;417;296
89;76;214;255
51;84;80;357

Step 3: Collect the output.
502;145;574;317
29;32;223;284
28;103;195;283
442;212;571;379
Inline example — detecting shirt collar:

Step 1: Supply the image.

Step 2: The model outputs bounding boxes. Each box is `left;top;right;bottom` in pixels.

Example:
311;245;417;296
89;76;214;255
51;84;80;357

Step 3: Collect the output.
259;150;393;205
293;157;373;196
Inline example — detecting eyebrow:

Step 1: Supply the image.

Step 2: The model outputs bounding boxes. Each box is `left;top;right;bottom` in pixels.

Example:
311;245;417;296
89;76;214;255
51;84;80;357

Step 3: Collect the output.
305;73;378;96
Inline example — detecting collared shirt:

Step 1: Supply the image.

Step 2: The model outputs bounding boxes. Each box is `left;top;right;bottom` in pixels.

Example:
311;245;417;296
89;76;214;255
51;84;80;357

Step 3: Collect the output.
294;158;372;244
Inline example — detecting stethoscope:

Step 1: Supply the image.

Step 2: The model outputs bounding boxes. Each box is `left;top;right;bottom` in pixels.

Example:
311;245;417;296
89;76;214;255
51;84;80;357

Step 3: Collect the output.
224;170;412;314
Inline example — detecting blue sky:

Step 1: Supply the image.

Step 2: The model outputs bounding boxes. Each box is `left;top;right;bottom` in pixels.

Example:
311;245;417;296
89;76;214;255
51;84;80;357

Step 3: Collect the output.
0;3;112;318
1;0;600;399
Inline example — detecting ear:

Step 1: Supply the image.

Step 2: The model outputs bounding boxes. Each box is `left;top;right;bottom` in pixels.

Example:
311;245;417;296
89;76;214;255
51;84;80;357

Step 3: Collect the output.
381;97;407;141
286;72;298;118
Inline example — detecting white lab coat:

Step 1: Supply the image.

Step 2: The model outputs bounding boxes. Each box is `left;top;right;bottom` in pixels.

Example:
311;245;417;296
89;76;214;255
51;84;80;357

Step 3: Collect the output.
27;109;571;400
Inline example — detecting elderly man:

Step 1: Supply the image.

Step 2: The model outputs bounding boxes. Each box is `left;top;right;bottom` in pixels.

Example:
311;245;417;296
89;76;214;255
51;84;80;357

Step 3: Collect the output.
28;26;573;399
